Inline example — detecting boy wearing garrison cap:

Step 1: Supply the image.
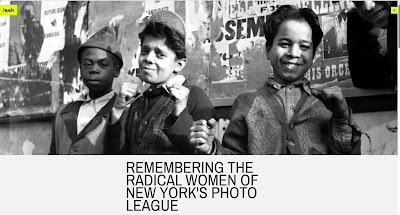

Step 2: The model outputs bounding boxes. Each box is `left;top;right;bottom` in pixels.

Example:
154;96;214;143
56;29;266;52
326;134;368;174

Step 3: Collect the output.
49;26;123;154
106;10;216;154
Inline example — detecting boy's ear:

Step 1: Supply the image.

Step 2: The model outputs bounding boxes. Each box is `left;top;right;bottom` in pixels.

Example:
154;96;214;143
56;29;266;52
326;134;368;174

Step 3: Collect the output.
174;58;187;73
266;46;271;60
114;65;121;78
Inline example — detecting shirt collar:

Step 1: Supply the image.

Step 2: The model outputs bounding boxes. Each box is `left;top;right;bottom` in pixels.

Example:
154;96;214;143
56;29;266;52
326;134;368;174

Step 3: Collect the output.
266;77;312;95
144;85;168;99
76;90;115;105
145;76;187;96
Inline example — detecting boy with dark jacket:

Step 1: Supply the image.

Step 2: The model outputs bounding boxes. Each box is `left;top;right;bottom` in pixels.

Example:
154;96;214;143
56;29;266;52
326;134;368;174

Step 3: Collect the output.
106;10;216;154
49;26;123;154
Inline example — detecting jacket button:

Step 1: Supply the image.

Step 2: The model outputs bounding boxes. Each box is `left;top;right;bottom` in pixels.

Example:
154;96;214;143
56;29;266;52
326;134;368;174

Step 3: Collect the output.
142;120;148;126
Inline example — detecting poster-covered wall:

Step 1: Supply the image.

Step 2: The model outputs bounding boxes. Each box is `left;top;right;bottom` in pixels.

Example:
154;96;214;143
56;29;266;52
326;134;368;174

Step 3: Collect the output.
0;0;353;118
0;1;394;155
0;1;87;119
88;0;354;101
209;0;353;99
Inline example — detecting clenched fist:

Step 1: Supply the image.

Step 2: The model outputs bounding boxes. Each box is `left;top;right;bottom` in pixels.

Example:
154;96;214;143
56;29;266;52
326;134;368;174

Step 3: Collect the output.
167;83;190;117
115;82;142;109
311;86;349;119
190;118;217;154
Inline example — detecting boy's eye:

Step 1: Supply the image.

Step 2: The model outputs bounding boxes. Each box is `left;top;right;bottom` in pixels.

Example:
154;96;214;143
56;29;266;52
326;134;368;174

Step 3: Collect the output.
83;61;91;67
157;52;166;58
99;60;110;67
300;45;311;50
279;43;289;48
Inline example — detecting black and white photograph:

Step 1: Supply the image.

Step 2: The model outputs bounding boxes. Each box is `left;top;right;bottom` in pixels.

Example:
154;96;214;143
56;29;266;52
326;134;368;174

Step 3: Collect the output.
0;1;397;215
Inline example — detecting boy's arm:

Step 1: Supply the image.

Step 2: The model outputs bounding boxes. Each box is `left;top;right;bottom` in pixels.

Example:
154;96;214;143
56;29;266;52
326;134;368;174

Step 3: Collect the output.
104;107;129;154
311;86;361;154
48;104;66;155
162;86;216;154
190;93;251;155
215;94;249;154
329;109;361;154
104;83;142;154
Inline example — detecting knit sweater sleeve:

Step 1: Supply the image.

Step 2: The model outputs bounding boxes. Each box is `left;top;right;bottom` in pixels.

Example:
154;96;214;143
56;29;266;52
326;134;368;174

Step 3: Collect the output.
215;92;254;154
329;108;362;154
163;85;216;154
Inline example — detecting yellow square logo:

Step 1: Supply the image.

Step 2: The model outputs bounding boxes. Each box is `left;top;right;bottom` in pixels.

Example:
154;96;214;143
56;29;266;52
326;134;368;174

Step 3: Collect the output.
391;7;398;14
0;5;17;15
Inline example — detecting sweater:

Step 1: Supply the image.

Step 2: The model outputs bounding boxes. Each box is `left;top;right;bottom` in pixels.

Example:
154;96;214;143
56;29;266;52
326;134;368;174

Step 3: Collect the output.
215;79;361;154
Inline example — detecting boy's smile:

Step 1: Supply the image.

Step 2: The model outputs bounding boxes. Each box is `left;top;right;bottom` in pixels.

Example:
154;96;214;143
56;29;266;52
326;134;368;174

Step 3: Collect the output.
354;1;390;29
266;20;313;85
139;35;185;87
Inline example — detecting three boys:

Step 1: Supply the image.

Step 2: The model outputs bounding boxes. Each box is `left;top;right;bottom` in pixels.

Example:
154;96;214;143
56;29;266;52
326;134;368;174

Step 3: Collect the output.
52;6;362;155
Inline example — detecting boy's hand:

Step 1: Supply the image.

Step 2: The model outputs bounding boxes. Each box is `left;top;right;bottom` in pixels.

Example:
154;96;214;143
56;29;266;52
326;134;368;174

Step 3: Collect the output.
311;86;349;119
115;82;142;109
190;118;217;154
168;83;190;117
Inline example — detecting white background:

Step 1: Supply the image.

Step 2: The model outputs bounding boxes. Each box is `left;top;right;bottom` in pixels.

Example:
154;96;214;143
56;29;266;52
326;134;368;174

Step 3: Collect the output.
0;156;397;215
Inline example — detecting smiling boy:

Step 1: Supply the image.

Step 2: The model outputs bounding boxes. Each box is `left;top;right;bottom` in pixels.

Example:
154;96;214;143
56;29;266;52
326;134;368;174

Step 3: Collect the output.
106;10;216;154
49;26;122;154
190;5;361;154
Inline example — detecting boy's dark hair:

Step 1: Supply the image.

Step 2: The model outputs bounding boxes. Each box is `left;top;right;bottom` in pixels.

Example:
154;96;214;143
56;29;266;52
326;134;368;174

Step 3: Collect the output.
138;19;186;60
263;5;323;55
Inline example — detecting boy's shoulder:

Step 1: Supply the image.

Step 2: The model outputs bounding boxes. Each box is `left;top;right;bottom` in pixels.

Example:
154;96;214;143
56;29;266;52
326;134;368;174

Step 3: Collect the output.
187;84;204;92
187;84;209;98
233;89;260;107
56;101;81;115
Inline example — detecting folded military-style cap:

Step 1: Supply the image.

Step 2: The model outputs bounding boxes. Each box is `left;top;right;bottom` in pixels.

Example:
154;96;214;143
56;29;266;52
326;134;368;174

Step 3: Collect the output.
78;26;123;67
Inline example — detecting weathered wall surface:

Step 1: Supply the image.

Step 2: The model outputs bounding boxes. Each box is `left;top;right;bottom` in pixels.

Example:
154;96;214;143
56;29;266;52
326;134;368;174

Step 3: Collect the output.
0;121;51;155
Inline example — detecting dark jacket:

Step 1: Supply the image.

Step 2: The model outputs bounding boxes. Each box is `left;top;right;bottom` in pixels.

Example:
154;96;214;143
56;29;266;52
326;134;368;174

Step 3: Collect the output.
49;95;117;155
105;84;216;154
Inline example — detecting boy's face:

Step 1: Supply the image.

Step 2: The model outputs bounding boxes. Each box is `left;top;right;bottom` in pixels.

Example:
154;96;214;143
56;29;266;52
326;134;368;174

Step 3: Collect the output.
139;35;186;86
354;1;390;29
80;48;120;98
266;20;314;85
